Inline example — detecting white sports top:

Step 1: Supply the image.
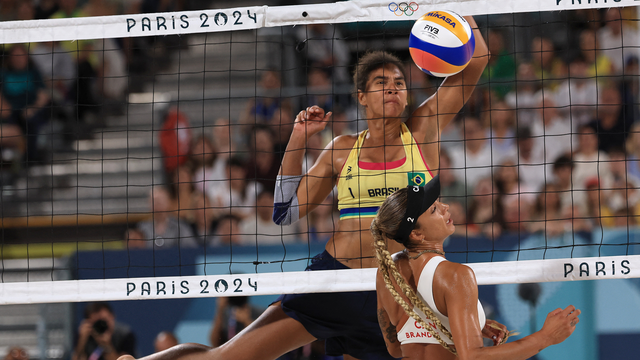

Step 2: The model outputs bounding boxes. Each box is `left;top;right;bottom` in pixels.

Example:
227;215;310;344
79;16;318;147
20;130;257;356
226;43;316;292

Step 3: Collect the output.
396;256;486;345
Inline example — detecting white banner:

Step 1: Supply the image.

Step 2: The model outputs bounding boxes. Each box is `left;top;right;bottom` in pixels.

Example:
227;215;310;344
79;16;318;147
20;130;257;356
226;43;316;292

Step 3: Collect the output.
0;0;634;44
0;255;638;304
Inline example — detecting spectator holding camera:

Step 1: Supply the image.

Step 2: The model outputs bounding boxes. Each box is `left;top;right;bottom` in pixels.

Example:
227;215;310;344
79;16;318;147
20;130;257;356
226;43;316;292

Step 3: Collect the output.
72;302;136;360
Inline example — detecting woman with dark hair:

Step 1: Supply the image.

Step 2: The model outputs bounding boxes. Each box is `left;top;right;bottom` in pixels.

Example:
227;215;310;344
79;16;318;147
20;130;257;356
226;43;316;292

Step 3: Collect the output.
372;177;580;360
1;44;50;161
121;15;488;360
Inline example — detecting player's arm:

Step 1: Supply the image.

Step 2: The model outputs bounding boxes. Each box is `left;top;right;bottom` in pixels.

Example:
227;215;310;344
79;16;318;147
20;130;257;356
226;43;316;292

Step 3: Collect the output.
444;264;580;360
376;271;403;358
273;105;334;224
406;16;489;170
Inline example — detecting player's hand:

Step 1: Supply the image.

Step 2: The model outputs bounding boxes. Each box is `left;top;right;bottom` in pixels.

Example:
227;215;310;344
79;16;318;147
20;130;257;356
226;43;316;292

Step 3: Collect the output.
78;320;93;340
540;305;580;346
482;319;507;346
216;297;229;311
292;105;331;138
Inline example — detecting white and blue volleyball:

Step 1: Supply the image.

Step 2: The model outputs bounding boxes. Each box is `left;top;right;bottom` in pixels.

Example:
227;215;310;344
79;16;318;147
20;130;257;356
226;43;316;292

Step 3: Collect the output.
409;10;475;77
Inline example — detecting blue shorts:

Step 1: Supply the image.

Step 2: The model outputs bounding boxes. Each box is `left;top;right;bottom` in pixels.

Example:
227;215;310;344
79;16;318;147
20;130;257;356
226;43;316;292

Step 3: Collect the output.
277;251;396;360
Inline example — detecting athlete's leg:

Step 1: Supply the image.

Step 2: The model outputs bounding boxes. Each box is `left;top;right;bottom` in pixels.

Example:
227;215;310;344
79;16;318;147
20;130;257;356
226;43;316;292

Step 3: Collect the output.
118;303;316;360
343;355;359;360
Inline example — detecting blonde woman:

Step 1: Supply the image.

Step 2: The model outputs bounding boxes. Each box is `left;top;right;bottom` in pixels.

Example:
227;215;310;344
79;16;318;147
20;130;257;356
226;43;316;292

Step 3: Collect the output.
371;176;580;359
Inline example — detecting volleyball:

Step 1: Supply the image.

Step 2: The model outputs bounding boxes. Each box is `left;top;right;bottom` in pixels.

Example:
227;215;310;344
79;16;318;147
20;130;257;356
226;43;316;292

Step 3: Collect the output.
409;10;476;77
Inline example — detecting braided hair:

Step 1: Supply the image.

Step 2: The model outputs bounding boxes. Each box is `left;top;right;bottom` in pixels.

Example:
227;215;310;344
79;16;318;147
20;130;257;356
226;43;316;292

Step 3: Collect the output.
371;188;457;354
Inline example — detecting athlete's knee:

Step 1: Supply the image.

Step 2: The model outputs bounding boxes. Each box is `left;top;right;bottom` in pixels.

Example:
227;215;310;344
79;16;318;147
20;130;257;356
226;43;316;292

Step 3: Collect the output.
117;355;135;360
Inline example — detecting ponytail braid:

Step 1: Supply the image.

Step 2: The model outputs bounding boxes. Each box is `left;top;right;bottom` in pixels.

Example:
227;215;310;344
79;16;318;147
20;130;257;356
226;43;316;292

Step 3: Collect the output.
371;219;457;354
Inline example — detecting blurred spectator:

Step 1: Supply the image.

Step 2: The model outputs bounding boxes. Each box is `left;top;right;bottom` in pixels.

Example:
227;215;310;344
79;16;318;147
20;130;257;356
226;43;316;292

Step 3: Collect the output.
495;160;535;232
514;127;546;192
245;125;281;192
449;201;475;237
153;332;178;353
29;41;76;117
305;194;337;243
612;207;634;227
305;67;333;110
208;157;263;220
1;44;51;162
527;183;567;236
553;155;585;214
15;1;34;21
210;296;262;347
211;214;243;246
589;84;633;152
530;36;566;91
626;122;640;180
72;302;136;360
296;24;350;84
579;28;614;79
34;0;59;19
530;94;572;173
70;41;101;124
159;106;192;176
93;37;128;102
190;191;217;246
240;69;284;125
0;0;18;21
136;186;198;249
240;70;293;150
191;134;225;198
598;8;640;74
554;56;598;128
439;149;467;214
4;347;28;360
584;178;615;228
482;29;516;99
605;148;640;214
572;124;611;190
0;91;25;169
467;177;501;239
504;62;542;126
124;228;146;249
486;100;516;155
449;117;502;192
169;165;196;222
51;0;84;18
495;159;536;210
211;118;237;161
239;190;299;245
51;0;127;102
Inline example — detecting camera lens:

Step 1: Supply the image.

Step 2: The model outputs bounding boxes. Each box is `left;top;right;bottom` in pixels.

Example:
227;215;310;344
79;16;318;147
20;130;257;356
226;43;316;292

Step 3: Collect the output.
92;319;108;334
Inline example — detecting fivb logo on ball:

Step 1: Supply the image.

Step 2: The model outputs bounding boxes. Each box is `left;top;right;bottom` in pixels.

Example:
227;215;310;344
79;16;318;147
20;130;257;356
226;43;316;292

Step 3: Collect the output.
409;10;475;77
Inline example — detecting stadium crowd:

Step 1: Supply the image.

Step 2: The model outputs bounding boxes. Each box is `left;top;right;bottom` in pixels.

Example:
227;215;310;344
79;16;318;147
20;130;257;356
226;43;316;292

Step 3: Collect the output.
0;4;639;247
126;8;640;249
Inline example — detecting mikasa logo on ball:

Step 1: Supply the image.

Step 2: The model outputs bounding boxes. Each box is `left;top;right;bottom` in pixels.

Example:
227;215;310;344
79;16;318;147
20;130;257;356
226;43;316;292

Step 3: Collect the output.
426;11;457;28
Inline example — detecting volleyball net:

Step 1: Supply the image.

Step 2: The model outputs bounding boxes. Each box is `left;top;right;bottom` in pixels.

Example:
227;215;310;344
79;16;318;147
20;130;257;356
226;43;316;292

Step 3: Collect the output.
0;0;640;306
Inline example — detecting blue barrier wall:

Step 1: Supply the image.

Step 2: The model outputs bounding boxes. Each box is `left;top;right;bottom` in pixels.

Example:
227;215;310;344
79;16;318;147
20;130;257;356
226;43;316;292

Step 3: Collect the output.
73;230;640;358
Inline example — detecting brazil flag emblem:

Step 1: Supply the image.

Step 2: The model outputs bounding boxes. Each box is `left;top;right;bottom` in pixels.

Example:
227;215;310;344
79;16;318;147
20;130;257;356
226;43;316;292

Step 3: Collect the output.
407;172;426;187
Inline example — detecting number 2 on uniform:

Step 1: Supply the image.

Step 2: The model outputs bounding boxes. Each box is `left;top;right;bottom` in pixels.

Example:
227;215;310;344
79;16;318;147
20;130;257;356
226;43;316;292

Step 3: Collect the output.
348;188;355;198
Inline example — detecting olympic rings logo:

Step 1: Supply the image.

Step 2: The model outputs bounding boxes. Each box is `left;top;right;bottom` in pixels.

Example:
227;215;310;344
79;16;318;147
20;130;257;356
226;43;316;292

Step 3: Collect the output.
388;2;419;16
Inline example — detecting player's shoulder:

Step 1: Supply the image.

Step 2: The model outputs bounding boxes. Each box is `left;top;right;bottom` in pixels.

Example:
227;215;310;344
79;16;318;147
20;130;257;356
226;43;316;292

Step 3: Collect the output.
330;132;360;150
439;261;477;286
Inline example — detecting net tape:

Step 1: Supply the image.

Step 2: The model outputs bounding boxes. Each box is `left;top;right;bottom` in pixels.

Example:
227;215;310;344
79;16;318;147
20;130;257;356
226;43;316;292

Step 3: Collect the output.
0;0;633;44
1;255;638;305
